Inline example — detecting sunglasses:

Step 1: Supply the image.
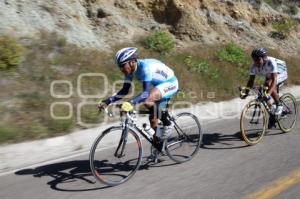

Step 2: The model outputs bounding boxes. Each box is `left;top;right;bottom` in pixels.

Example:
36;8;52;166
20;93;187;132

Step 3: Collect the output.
119;62;128;68
252;57;262;62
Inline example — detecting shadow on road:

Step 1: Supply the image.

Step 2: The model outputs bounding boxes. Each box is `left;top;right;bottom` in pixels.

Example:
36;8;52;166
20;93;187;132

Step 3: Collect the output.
15;160;110;192
202;127;287;150
201;131;248;150
265;128;286;136
14;156;177;192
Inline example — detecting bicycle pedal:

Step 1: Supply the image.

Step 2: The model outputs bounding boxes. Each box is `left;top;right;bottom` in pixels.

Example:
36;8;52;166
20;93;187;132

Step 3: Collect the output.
159;148;167;156
146;154;158;163
280;111;288;118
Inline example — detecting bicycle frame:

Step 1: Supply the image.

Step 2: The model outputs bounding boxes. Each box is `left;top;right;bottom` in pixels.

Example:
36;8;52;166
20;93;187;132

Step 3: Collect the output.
250;86;292;118
106;108;163;158
90;104;203;186
240;85;297;146
245;86;291;123
103;103;194;160
253;87;269;109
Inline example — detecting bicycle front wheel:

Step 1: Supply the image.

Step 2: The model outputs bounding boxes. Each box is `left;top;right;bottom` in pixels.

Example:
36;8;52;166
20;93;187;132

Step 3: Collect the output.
240;101;267;145
165;112;202;163
278;93;298;133
90;126;142;186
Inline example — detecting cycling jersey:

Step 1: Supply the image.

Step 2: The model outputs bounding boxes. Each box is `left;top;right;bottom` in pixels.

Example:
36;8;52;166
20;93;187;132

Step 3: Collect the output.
249;56;288;84
104;59;178;105
125;59;176;85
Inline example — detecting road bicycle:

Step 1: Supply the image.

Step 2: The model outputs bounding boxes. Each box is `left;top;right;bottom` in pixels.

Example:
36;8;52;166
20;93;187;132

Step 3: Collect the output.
239;85;297;145
89;101;202;186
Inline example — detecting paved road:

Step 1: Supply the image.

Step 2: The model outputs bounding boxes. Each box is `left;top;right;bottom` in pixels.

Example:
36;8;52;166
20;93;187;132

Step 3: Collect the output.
0;103;299;199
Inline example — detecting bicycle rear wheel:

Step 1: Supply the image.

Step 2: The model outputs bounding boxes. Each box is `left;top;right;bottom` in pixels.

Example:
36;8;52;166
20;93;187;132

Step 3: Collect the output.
240;101;267;145
165;112;202;163
90;126;142;186
278;93;298;133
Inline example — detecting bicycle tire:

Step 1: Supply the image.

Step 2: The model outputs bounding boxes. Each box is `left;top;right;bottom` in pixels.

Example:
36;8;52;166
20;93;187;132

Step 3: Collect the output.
240;100;267;145
165;112;202;163
90;126;143;186
277;93;298;133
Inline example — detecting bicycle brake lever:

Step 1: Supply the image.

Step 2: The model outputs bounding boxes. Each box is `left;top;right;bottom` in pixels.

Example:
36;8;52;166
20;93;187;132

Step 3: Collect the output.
127;112;137;122
103;107;113;117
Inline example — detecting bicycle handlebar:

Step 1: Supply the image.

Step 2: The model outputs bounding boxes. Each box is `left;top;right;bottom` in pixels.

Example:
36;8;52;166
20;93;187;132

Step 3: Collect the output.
239;85;268;97
100;103;138;122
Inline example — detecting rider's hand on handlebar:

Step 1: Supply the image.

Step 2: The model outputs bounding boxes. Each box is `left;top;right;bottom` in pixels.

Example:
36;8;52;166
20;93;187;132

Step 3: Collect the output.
240;93;248;99
97;101;108;111
239;87;250;100
263;93;272;102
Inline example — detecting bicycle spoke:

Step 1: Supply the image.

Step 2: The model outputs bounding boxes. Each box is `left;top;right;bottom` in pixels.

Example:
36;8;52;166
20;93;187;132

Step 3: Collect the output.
165;112;202;163
277;93;297;132
90;126;142;186
240;101;266;145
173;124;195;143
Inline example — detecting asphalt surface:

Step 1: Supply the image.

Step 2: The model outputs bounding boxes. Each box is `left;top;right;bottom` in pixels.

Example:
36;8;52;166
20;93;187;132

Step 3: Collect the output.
0;103;299;199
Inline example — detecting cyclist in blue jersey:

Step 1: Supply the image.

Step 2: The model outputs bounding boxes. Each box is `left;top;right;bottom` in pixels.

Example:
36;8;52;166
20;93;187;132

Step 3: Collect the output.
98;47;179;147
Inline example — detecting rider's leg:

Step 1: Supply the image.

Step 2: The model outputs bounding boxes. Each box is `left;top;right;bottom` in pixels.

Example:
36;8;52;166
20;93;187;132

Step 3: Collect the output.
144;88;163;153
265;80;276;128
155;80;179;139
265;79;280;107
265;78;283;120
160;107;171;126
271;88;280;106
144;87;162;130
146;78;178;138
265;80;272;107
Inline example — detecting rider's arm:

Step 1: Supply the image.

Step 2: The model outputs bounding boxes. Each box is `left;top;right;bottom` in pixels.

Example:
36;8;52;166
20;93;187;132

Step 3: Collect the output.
267;73;278;95
266;59;279;95
103;82;131;105
247;64;256;89
246;75;255;88
129;81;151;105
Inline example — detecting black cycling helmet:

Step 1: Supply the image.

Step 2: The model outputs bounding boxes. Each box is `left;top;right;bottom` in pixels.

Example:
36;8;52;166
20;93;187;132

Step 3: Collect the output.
251;48;267;59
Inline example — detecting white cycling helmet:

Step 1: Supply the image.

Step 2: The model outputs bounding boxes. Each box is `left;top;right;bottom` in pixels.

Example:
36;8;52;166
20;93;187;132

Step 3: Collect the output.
115;47;138;66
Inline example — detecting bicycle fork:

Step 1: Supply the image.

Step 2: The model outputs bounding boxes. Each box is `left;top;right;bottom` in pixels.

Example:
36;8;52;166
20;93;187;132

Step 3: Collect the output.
250;104;261;124
114;123;129;158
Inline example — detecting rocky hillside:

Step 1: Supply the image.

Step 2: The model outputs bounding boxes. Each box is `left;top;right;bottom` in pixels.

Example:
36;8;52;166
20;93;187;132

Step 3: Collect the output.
0;0;300;144
1;0;299;55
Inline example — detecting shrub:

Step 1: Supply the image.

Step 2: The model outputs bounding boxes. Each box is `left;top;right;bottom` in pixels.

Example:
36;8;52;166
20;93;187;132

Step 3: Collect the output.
19;92;46;109
0;124;24;143
217;42;249;65
0;36;24;70
184;55;220;80
272;18;298;36
48;119;75;134
142;31;175;53
238;67;249;78
287;4;299;15
264;0;274;6
80;104;104;125
264;0;283;7
57;36;67;47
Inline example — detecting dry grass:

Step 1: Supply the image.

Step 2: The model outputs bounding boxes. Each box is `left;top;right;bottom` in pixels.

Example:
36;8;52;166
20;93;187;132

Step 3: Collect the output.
1;33;300;144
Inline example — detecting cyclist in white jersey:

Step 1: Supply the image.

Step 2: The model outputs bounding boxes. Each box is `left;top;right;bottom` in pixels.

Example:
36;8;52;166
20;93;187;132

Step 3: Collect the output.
241;48;288;127
98;47;178;146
